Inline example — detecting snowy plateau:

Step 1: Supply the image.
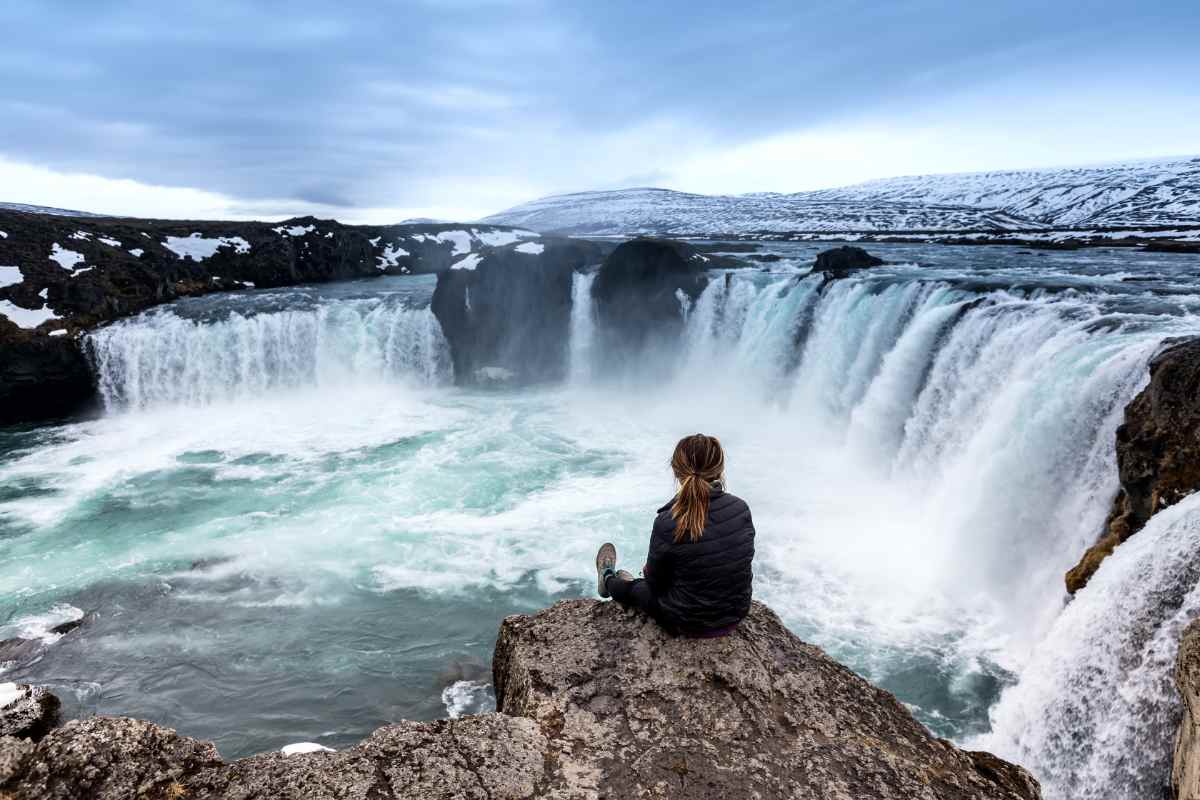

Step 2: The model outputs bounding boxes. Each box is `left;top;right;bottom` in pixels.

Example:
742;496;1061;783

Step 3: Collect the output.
483;156;1200;237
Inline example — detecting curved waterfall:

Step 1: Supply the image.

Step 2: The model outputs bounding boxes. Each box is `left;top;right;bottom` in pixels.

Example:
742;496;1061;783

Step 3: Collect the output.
86;297;452;410
37;257;1200;797
572;267;1197;799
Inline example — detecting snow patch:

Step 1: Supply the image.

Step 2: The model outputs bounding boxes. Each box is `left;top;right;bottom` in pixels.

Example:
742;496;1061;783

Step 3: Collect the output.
0;300;59;329
437;230;473;255
163;234;251;261
376;243;411;270
474;228;538;247
129;248;144;258
49;243;84;271
273;225;315;237
282;742;335;755
369;236;381;246
515;242;544;255
69;231;91;241
49;329;68;337
0;266;23;288
451;253;483;271
0;231;8;238
98;237;121;247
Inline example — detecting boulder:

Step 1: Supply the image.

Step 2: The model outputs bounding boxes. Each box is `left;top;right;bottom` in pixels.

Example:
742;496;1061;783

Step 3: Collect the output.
1174;618;1200;800
1066;337;1200;593
0;600;1039;799
0;684;60;741
591;238;710;372
811;245;885;279
430;238;606;385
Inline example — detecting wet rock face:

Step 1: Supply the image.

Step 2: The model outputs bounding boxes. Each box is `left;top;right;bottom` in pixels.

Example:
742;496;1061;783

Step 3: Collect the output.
431;239;606;385
0;600;1039;799
811;245;885;278
0;684;60;742
0;326;95;424
590;238;710;372
1174;618;1200;800
1066;337;1200;593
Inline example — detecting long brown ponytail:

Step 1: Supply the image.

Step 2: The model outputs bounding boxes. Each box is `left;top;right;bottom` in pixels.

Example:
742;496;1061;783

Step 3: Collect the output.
670;434;725;543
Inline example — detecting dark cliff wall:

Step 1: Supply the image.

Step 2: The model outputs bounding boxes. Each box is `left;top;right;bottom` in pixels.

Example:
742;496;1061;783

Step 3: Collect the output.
430;239;607;384
1067;337;1200;593
590;238;712;374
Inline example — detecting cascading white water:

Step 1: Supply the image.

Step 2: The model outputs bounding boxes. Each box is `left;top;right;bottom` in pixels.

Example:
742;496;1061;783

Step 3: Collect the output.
974;492;1200;800
568;271;597;384
86;299;452;410
10;249;1200;789
659;267;1197;799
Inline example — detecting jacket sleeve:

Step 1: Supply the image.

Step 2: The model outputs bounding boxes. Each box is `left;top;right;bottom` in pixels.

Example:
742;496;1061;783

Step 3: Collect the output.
644;519;673;595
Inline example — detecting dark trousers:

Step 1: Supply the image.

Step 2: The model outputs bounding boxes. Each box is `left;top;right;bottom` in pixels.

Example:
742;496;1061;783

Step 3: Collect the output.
606;574;666;624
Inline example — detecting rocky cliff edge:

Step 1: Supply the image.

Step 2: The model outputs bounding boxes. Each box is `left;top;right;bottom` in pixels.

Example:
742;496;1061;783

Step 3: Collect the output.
0;600;1039;799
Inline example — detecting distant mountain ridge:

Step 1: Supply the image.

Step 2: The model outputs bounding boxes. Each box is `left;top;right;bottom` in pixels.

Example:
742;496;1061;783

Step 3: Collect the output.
482;156;1200;236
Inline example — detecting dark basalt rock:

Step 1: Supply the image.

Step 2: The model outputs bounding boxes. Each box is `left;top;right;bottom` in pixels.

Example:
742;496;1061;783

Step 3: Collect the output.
811;245;885;278
0;601;1039;799
591;238;710;372
0;685;60;742
0;327;95;425
1066;337;1200;593
431;239;607;385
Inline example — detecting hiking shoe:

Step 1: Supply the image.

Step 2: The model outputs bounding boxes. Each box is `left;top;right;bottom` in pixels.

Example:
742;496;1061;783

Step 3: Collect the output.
595;543;617;597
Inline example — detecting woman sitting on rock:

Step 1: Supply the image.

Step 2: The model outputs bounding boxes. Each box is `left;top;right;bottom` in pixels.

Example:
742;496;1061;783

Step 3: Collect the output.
595;433;755;637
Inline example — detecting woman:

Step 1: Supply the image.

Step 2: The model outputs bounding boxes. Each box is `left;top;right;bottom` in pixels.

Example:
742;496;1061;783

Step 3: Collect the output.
595;433;755;636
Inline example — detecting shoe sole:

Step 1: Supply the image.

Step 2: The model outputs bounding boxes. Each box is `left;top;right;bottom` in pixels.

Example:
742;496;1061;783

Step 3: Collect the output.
596;542;616;598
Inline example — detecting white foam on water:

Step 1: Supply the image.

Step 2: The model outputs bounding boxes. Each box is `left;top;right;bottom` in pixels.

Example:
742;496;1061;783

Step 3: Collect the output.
281;742;334;755
0;603;84;644
0;683;23;708
441;680;494;718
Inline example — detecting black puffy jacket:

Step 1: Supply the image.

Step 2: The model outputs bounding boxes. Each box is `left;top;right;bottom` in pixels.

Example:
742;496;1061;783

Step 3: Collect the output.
644;488;755;632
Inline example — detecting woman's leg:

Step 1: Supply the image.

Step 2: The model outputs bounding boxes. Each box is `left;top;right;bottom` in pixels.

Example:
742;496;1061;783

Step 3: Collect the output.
606;573;660;617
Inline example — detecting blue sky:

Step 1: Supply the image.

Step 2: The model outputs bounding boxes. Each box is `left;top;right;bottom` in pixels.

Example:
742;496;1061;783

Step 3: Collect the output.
2;0;1198;221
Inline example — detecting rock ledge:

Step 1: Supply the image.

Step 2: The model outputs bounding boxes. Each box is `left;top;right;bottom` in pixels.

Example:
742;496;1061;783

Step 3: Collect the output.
0;601;1039;799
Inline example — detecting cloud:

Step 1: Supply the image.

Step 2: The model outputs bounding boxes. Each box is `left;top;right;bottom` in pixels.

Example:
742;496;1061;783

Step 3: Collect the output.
0;0;1196;219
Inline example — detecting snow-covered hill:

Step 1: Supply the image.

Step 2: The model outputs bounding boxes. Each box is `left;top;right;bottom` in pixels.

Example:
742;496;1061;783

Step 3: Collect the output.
483;156;1200;236
0;202;103;218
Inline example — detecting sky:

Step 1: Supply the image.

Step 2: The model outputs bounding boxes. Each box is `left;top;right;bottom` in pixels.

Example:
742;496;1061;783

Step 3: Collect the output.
2;0;1198;223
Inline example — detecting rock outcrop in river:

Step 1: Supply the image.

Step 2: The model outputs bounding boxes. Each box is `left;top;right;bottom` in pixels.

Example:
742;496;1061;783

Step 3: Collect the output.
1066;337;1200;593
430;238;607;384
0;600;1039;799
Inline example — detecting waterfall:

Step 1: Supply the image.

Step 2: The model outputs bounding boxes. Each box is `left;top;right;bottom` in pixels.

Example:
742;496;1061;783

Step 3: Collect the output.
974;492;1200;800
86;299;452;410
672;268;1197;799
568;271;597;384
